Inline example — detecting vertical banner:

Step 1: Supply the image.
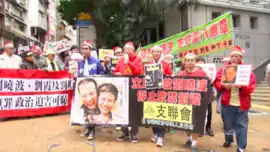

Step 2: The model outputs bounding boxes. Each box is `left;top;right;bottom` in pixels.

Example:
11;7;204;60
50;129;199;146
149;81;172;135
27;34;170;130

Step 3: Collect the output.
137;12;233;62
0;70;73;118
144;63;163;89
71;77;129;125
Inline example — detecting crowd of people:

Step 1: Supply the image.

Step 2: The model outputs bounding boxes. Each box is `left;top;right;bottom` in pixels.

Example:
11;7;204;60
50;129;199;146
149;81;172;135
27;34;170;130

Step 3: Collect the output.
0;39;255;152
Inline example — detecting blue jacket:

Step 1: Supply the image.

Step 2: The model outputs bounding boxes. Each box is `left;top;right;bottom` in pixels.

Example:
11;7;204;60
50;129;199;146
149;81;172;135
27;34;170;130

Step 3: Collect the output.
78;56;104;76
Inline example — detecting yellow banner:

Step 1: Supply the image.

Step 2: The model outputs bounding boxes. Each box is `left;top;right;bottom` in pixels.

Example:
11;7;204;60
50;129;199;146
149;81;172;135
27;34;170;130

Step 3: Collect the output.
143;102;192;124
99;49;114;60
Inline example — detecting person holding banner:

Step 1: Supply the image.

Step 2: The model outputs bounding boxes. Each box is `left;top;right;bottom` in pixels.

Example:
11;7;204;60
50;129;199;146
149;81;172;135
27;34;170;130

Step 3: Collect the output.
43;50;62;71
78;40;104;76
20;50;38;69
0;41;22;69
148;45;172;147
77;40;104;140
114;42;143;143
31;45;47;69
195;56;215;137
214;46;256;152
178;53;207;151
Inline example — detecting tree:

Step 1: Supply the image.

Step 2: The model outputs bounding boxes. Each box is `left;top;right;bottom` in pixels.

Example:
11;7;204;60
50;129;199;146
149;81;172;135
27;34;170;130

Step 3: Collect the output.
58;0;176;48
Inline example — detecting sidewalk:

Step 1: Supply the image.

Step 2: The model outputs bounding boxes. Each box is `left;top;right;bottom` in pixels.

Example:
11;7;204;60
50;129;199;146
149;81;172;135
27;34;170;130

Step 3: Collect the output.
0;112;269;152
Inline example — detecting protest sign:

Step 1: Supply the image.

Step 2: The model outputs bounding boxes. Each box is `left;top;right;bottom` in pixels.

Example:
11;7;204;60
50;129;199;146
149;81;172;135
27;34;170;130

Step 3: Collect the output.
144;63;163;89
44;41;56;51
221;65;251;86
70;75;210;134
56;39;74;53
129;76;210;134
196;64;216;81
137;12;233;62
99;49;114;60
235;65;252;85
111;56;121;72
71;77;129;125
0;70;73;118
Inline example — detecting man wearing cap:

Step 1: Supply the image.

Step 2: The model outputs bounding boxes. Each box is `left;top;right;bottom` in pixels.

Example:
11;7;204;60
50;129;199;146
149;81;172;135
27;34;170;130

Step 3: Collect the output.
178;53;207;152
20;51;38;69
0;41;22;69
78;40;104;76
44;50;61;71
149;45;172;147
114;41;143;143
31;45;47;69
214;46;256;152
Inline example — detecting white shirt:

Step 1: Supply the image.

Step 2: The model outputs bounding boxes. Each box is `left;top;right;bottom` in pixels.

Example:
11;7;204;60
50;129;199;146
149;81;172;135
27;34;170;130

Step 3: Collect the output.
83;59;89;76
0;53;22;69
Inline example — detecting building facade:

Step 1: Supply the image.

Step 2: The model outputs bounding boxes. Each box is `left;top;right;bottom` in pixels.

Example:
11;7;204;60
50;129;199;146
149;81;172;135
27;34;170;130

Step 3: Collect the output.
27;0;48;45
56;20;75;42
163;0;270;68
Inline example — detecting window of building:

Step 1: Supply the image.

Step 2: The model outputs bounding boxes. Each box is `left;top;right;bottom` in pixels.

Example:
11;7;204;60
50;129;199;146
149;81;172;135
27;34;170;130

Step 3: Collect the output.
250;16;258;29
232;14;240;28
212;12;221;20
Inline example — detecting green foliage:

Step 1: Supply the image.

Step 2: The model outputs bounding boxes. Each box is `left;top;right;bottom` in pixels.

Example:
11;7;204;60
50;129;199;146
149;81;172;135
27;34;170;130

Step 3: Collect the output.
57;0;174;48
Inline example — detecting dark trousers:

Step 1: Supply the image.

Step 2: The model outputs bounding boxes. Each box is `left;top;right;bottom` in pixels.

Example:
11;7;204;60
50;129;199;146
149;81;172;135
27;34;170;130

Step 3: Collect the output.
206;103;212;129
121;126;139;136
222;105;248;149
152;127;166;138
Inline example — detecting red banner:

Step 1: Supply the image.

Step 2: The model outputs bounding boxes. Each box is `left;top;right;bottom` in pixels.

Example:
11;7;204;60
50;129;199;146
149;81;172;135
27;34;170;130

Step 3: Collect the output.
0;69;73;118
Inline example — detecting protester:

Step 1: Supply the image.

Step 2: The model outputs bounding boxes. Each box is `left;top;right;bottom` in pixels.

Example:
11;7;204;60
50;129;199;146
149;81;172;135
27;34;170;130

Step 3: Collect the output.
195;56;214;137
114;41;143;143
78;40;104;76
149;45;172;147
0;47;4;55
20;50;38;69
103;54;112;75
77;78;101;140
43;50;61;71
64;45;79;70
162;53;175;134
214;46;256;152
31;45;46;69
78;40;104;140
113;46;123;57
0;41;22;69
178;53;207;152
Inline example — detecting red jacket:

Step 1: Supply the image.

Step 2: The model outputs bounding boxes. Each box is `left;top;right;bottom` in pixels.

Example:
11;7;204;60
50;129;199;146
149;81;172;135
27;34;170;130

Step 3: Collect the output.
147;60;173;76
213;63;256;111
113;54;143;76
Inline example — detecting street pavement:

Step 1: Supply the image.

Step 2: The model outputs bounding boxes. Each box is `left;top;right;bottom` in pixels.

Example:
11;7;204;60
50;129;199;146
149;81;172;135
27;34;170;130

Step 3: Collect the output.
0;103;269;152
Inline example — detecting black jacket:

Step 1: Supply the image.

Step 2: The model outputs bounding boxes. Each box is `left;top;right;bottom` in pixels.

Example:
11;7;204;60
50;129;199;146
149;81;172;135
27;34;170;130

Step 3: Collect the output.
20;60;38;69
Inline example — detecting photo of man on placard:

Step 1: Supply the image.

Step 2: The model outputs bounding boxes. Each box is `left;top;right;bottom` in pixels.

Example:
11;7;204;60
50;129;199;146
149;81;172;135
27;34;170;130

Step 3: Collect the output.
221;65;237;84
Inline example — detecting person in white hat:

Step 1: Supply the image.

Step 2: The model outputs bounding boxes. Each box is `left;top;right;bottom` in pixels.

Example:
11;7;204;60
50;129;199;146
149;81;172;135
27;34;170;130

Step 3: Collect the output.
43;50;61;71
0;41;22;69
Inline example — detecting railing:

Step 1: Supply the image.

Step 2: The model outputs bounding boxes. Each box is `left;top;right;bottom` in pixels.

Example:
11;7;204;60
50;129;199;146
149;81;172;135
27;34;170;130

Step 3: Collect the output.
253;59;270;84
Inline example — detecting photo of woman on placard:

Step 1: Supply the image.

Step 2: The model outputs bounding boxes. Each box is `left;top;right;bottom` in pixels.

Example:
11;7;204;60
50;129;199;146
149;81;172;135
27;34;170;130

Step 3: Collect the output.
92;83;122;124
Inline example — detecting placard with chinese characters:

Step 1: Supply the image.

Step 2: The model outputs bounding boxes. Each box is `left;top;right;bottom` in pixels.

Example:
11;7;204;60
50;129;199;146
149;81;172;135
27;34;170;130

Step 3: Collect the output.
129;76;210;134
0;69;73;118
